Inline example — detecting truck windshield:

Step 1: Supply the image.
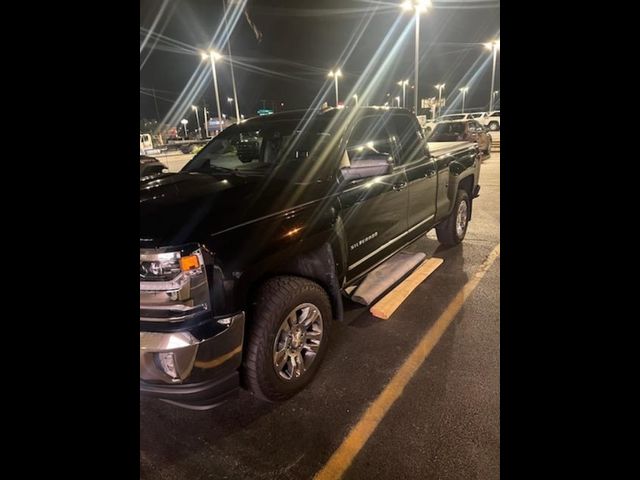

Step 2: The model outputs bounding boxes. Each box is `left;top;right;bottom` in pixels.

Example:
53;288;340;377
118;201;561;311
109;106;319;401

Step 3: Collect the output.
182;119;333;175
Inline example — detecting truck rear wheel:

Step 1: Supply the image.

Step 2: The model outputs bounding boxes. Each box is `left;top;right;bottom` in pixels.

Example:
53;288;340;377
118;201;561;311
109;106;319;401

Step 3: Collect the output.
436;189;470;246
243;276;332;402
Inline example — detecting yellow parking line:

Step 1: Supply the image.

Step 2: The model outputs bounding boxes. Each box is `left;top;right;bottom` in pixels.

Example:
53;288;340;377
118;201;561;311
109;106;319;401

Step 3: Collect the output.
314;243;500;480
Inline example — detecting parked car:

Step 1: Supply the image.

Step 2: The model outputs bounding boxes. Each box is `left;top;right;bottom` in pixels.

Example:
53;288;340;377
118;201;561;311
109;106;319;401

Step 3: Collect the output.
439;113;473;121
424;112;485;134
140;155;167;178
479;110;500;131
428;120;492;156
140;107;481;409
468;112;488;121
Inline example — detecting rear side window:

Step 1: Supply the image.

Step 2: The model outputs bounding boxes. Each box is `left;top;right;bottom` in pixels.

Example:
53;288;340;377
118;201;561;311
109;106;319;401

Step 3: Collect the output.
390;114;426;165
347;116;395;164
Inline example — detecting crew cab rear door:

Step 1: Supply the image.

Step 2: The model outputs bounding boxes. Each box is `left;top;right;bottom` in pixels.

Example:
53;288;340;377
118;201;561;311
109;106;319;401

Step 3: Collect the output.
339;115;409;281
390;113;437;232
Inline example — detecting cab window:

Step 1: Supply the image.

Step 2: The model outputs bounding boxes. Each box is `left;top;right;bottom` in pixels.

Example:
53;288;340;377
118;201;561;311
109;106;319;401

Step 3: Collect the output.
346;116;395;165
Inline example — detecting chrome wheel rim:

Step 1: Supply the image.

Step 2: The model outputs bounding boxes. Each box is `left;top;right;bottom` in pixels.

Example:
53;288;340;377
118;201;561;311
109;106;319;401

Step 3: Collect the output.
273;303;323;381
456;200;468;238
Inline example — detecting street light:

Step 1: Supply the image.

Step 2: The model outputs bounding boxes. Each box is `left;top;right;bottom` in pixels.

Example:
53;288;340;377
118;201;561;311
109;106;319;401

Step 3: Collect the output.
401;1;431;114
353;94;359;106
203;106;209;137
395;96;401;107
191;105;201;138
459;87;469;113
484;40;500;112
492;90;499;109
180;119;188;138
201;50;224;135
435;83;445;118
398;79;409;108
328;69;342;107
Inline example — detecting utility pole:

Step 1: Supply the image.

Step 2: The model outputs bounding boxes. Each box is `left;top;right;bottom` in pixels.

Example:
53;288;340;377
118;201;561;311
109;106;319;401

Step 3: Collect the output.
203;106;209;137
222;0;241;123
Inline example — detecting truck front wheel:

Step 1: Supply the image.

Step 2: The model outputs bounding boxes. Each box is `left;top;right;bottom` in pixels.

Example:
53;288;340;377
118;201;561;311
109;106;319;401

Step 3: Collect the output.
436;189;470;246
243;276;332;401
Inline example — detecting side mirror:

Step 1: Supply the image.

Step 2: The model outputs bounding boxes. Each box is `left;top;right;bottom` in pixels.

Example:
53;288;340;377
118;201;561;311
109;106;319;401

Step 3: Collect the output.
340;156;393;182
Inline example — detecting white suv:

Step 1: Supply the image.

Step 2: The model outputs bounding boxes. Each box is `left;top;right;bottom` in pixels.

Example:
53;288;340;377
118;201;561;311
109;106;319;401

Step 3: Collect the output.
480;111;500;131
424;112;489;136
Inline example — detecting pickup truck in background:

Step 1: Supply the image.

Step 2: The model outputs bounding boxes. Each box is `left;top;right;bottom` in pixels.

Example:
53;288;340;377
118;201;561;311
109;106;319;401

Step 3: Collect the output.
428;120;492;156
140;107;481;409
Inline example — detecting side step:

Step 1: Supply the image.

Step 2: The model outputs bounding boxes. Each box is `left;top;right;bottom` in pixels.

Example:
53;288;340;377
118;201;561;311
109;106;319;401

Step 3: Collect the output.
351;251;427;306
370;257;443;320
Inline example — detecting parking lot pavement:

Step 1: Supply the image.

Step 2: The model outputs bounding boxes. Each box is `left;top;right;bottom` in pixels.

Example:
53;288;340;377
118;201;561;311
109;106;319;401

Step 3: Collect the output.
140;153;500;480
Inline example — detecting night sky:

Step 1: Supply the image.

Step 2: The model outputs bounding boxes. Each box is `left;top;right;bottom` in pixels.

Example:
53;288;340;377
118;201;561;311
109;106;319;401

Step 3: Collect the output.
140;0;499;126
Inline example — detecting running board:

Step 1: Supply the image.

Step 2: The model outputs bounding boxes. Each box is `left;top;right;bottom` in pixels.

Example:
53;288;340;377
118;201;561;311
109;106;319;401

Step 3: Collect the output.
350;251;427;306
370;257;444;320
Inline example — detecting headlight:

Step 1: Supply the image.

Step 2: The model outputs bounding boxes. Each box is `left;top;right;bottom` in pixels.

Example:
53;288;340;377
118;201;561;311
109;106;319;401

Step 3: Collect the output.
140;250;202;281
140;251;181;281
140;246;210;322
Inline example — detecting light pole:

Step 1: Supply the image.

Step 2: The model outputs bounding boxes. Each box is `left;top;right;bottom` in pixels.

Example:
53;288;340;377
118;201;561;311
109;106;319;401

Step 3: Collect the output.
395;96;401;107
328;69;342;107
191;105;201;138
201;50;224;135
203;107;209;137
398;79;409;108
484;40;500;112
435;83;445;118
401;1;431;114
492;90;499;109
221;0;241;124
459;87;469;113
353;94;358;106
180;119;188;138
227;97;236;121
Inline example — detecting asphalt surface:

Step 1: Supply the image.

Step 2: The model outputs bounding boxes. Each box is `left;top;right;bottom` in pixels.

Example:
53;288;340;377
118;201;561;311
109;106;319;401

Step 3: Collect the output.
140;151;500;479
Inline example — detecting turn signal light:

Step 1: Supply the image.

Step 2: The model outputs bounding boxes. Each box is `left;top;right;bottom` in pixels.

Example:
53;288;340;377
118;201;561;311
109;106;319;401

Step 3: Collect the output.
180;255;200;271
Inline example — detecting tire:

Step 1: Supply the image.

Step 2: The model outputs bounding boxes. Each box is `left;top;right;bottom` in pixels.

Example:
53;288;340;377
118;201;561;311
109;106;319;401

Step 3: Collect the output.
484;139;492;157
436;189;470;246
488;121;499;131
243;276;332;402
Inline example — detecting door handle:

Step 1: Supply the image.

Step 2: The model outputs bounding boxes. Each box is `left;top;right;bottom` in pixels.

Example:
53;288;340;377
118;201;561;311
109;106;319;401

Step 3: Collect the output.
393;181;408;191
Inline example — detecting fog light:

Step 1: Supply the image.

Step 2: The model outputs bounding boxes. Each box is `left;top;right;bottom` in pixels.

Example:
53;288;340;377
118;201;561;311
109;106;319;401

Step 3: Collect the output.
157;352;177;379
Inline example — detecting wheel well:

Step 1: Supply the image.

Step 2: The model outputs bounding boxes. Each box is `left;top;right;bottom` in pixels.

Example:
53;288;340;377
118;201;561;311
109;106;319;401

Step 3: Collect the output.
246;243;344;323
458;175;474;198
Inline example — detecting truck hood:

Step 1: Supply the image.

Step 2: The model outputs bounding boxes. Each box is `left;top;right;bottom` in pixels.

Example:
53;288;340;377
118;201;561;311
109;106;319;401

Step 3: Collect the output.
140;171;332;247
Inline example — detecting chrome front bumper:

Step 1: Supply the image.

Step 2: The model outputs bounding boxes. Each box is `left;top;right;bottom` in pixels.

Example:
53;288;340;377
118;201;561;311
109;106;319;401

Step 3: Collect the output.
140;312;245;385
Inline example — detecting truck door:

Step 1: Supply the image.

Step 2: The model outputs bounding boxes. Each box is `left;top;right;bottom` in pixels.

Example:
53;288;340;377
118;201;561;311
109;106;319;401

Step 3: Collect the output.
339;115;409;280
390;113;437;233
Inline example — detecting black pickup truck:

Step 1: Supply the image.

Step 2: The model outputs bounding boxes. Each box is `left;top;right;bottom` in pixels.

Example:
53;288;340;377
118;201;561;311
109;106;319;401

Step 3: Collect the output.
140;107;480;409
